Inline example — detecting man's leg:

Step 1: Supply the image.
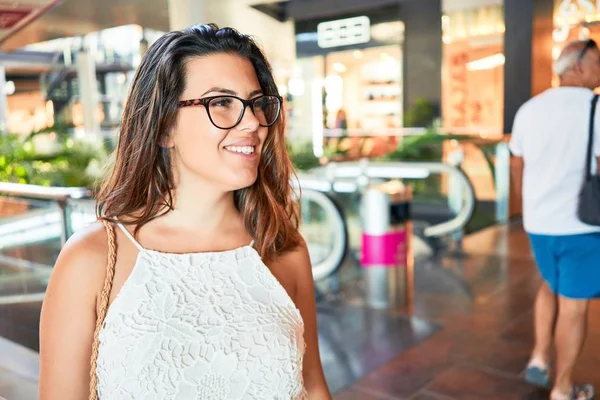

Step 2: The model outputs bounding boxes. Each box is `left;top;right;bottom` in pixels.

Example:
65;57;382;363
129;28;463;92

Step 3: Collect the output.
551;297;589;397
549;232;599;399
530;282;557;367
526;234;558;376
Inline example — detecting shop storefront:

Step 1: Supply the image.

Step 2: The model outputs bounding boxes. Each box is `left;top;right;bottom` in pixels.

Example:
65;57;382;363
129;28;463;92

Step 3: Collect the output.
441;3;506;204
286;6;405;152
441;4;505;136
273;0;441;160
281;1;508;144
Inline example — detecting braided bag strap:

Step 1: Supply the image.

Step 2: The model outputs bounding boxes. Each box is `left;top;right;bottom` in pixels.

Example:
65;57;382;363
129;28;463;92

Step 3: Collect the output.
88;220;117;400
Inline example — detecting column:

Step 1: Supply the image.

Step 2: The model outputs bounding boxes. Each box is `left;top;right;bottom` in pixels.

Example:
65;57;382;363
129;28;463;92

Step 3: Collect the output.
503;0;554;133
168;0;209;31
76;50;100;136
503;0;554;218
400;0;442;126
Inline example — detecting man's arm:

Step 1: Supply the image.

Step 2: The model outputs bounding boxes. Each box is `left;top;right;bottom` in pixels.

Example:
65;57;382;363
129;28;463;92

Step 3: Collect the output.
508;106;526;211
512;156;524;206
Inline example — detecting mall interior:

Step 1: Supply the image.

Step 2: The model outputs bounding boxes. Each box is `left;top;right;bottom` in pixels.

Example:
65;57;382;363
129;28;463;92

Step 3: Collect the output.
0;0;599;398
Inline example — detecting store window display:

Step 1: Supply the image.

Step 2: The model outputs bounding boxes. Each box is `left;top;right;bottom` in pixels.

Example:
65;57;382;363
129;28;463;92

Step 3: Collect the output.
441;5;505;135
323;45;402;132
286;18;404;160
440;4;506;206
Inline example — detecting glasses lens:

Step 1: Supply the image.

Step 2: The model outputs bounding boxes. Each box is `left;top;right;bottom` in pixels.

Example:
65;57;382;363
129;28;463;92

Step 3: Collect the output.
253;96;281;127
208;96;243;129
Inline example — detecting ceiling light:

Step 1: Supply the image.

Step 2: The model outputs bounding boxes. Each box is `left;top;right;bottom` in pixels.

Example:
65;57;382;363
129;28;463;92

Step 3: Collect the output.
466;53;505;71
332;62;347;73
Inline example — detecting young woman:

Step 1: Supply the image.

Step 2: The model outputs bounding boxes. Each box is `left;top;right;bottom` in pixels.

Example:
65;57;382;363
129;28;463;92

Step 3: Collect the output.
39;24;331;399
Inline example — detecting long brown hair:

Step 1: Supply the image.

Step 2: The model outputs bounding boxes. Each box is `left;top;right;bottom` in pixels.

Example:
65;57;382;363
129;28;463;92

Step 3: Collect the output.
96;24;301;261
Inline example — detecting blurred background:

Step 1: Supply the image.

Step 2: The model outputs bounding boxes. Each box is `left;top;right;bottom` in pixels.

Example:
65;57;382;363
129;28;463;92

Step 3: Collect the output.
1;0;599;399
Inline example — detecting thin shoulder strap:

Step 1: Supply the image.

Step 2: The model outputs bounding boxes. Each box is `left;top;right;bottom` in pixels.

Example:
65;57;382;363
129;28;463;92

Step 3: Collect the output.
586;94;599;182
249;239;255;248
116;223;144;251
89;220;117;400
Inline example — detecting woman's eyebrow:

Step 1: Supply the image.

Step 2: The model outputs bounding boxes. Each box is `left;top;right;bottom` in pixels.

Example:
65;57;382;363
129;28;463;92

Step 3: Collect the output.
200;87;264;98
201;87;237;96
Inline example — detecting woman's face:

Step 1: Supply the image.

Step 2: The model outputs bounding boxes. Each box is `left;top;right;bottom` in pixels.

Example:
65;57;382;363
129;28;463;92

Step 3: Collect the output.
167;53;270;193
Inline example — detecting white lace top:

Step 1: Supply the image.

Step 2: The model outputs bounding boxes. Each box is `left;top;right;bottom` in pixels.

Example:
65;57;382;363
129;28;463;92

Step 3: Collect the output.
95;224;307;399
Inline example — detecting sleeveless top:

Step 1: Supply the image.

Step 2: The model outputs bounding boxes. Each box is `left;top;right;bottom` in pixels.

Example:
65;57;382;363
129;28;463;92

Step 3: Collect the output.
95;224;307;399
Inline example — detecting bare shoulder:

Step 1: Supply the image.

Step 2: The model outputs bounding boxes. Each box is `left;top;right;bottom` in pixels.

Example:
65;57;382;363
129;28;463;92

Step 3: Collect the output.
50;221;110;291
39;221;111;397
58;221;108;264
42;220;111;336
272;237;313;285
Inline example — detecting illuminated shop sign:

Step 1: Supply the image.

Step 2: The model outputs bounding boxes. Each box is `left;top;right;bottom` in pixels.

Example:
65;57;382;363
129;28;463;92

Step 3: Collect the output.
554;0;600;42
317;16;370;48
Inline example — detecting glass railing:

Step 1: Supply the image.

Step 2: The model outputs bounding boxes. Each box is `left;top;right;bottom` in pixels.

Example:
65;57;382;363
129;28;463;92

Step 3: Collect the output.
0;196;59;351
0;183;91;351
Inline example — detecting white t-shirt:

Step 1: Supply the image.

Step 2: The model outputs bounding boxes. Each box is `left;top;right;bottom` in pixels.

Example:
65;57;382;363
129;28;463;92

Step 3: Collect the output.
509;86;600;235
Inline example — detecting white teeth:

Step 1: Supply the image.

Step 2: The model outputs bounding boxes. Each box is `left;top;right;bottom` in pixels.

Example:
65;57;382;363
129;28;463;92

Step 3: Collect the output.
226;146;255;155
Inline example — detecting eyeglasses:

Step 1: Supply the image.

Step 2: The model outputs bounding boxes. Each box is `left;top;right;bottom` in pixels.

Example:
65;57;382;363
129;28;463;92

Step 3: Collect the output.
578;39;597;62
177;94;282;130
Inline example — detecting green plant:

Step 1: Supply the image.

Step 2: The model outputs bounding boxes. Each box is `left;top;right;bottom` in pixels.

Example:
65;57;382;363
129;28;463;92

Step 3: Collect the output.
0;125;110;188
321;131;351;160
286;140;321;171
404;97;437;127
380;128;472;162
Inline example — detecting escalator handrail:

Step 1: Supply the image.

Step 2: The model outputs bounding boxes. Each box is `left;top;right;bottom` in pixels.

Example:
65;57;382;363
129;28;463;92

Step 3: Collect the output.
296;160;476;239
293;187;348;281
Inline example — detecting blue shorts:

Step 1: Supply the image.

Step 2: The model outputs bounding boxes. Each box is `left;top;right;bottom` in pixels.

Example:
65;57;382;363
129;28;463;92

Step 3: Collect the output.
528;232;600;299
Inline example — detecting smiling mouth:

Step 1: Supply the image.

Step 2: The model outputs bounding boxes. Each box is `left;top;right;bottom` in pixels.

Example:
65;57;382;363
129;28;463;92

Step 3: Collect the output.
224;145;256;155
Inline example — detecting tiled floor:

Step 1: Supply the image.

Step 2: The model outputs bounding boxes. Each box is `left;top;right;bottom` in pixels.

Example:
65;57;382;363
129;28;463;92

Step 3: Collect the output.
318;303;439;393
333;222;600;399
0;366;37;400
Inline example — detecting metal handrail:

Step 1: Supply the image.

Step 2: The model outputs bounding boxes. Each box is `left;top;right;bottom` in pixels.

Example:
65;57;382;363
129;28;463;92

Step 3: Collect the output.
296;160;476;239
0;182;91;201
0;182;91;245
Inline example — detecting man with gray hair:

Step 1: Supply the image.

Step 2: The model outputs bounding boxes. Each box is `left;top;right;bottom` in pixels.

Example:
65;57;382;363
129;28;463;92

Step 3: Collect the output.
510;40;600;400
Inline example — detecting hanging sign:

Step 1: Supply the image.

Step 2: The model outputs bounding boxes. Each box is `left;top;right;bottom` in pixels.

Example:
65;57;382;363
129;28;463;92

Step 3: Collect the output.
317;16;370;49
